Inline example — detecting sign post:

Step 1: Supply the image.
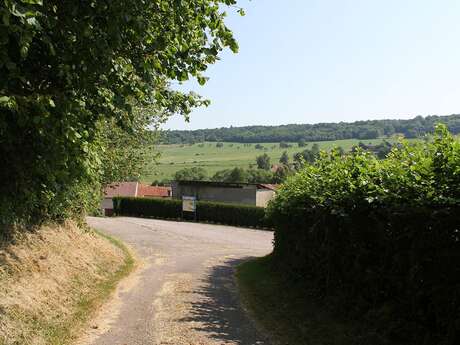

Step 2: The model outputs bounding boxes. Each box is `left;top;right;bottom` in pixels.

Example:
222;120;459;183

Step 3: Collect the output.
182;196;197;220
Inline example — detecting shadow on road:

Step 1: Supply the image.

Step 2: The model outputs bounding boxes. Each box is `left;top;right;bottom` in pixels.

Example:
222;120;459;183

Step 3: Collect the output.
179;257;268;345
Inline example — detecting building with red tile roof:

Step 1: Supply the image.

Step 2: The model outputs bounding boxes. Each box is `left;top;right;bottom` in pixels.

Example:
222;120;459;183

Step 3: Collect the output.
101;182;171;216
138;184;171;198
104;182;139;198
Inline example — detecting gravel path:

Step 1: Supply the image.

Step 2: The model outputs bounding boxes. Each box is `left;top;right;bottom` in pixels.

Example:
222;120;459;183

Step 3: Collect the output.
79;217;273;345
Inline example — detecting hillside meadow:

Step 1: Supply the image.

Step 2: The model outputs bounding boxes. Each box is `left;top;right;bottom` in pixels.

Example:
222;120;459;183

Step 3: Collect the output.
142;137;411;182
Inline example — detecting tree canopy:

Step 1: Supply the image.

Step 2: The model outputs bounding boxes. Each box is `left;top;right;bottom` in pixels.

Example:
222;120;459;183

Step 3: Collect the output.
161;114;460;144
256;153;271;170
0;0;241;227
174;167;208;181
279;151;289;165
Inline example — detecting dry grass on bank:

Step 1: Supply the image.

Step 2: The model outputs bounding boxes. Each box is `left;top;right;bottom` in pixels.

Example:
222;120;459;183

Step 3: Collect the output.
0;221;133;345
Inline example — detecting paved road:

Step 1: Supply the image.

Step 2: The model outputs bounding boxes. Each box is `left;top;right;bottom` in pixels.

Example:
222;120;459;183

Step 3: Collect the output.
80;217;273;345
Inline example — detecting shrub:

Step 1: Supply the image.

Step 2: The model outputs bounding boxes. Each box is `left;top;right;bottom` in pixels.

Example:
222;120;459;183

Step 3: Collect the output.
267;124;460;344
279;142;292;148
113;197;271;229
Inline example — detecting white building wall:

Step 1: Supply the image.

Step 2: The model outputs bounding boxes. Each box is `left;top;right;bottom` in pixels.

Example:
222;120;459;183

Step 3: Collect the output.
256;190;275;207
101;198;113;210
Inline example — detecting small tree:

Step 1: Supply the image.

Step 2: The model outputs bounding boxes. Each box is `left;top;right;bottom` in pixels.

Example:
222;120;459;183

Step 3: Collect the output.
212;169;231;182
273;164;291;183
298;140;307;147
211;167;248;183
279;151;289;165
256;153;271;170
337;146;346;156
247;168;276;183
279;142;292;149
174;167;208;181
311;143;320;155
227;167;248;183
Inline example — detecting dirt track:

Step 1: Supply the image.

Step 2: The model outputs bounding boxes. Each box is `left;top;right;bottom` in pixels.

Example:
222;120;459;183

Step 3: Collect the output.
80;216;273;345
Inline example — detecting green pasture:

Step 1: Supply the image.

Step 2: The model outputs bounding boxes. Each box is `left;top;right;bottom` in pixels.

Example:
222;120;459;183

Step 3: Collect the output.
142;138;402;182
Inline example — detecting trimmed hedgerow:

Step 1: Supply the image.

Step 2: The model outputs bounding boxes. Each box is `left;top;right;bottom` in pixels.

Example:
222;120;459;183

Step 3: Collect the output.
267;124;460;345
113;196;270;229
113;197;181;219
196;201;269;228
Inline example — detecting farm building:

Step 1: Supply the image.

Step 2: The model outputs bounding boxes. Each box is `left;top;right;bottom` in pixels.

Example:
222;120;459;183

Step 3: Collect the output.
171;180;277;207
102;182;171;216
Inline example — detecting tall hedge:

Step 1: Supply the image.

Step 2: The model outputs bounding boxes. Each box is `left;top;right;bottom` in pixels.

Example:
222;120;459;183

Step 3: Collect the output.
268;124;460;345
113;197;270;229
196;201;269;228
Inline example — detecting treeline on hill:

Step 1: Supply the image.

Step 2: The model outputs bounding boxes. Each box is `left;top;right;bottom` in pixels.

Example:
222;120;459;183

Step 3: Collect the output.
172;166;282;184
267;124;460;345
161;114;460;144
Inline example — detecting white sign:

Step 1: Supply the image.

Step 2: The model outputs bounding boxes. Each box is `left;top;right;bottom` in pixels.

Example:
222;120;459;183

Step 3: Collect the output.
182;196;196;212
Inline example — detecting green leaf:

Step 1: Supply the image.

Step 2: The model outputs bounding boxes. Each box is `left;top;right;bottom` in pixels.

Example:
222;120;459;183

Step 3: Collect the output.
197;76;208;86
20;0;43;5
0;96;10;105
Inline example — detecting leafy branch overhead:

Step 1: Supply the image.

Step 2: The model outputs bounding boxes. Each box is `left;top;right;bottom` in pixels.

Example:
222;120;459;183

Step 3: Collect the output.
1;0;240;118
0;0;241;227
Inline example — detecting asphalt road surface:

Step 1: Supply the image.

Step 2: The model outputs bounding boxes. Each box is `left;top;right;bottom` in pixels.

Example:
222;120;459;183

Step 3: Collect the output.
80;216;273;345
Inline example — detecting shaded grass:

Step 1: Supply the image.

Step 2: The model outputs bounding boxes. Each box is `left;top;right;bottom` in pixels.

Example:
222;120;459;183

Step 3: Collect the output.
236;255;360;345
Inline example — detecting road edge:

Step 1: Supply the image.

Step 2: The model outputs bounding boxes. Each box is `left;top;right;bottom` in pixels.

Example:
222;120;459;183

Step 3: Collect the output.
70;229;136;345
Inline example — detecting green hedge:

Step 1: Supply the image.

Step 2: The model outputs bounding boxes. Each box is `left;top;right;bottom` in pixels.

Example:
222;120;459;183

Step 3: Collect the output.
271;205;460;344
196;200;269;228
113;197;181;219
268;125;460;344
112;197;271;229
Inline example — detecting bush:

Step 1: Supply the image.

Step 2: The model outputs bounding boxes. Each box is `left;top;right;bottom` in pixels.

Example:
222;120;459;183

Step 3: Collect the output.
113;197;271;229
268;124;460;344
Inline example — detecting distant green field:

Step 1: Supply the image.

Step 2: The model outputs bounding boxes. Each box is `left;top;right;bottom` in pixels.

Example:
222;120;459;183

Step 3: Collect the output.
142;138;402;182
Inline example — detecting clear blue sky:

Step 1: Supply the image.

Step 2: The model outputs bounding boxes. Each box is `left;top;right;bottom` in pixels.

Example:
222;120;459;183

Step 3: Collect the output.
164;0;460;130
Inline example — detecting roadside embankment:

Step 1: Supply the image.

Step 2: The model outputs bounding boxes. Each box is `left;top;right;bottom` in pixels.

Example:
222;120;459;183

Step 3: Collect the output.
0;221;134;345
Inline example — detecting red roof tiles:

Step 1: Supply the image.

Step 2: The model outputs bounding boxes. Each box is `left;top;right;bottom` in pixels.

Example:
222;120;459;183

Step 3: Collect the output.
103;182;171;199
138;185;171;198
104;182;138;198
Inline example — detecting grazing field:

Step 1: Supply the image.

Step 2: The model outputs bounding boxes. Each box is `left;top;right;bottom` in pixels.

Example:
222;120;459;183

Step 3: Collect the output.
142;138;401;182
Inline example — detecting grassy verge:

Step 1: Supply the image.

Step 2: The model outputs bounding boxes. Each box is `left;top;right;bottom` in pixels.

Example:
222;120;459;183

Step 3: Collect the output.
46;230;135;345
0;224;135;345
52;230;135;345
236;255;360;345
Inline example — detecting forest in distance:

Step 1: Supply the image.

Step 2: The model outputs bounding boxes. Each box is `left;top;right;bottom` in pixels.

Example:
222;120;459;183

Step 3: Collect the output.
161;114;460;144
